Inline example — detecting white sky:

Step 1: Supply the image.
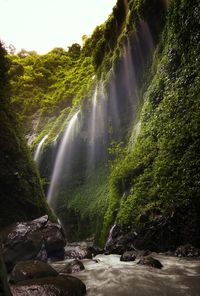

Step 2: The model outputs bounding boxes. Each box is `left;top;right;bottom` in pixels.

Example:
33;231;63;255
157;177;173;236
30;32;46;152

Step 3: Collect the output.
0;0;116;54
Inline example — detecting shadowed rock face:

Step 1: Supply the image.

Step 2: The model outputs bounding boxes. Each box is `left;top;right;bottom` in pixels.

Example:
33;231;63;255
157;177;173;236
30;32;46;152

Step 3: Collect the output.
105;205;200;254
0;215;66;271
10;260;58;283
10;275;86;296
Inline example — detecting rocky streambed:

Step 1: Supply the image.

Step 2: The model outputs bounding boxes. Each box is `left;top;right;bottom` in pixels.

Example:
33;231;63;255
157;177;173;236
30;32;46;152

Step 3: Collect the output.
52;253;200;296
1;216;200;295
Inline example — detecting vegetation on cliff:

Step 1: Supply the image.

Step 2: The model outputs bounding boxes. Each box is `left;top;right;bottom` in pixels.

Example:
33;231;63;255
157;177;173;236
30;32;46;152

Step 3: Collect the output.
0;42;54;228
101;0;200;243
6;0;200;247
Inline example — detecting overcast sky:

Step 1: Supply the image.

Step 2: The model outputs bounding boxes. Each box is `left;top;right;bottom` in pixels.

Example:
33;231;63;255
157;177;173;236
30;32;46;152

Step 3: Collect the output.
0;0;116;53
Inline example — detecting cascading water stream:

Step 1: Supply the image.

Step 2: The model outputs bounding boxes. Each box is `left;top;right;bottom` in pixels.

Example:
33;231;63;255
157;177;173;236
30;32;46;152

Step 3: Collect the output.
90;87;98;154
123;38;137;99
47;111;80;207
34;135;48;165
51;253;200;296
87;84;107;172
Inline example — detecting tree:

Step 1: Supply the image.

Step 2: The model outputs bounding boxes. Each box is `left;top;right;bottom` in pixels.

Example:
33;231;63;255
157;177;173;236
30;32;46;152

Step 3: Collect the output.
67;43;81;58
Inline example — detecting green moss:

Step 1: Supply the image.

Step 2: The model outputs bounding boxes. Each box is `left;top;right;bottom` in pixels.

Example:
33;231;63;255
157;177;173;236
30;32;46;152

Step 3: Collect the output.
57;166;109;243
6;0;199;247
0;43;55;228
101;0;200;241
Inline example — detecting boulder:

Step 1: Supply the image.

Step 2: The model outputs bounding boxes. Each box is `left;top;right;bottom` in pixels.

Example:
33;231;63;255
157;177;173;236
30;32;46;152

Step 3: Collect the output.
105;224;137;254
120;251;136;262
10;260;58;283
65;246;92;260
10;275;86;296
60;260;85;274
87;246;104;256
0;256;12;296
105;205;200;253
120;250;151;261
42;222;66;260
175;244;200;257
137;256;163;269
0;216;66;271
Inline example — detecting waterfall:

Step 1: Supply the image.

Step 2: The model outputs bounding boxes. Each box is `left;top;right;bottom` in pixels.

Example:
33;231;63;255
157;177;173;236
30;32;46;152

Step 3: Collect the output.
123;38;137;99
105;224;117;249
90;87;98;147
87;87;99;172
47;111;80;207
87;84;107;172
34;135;48;165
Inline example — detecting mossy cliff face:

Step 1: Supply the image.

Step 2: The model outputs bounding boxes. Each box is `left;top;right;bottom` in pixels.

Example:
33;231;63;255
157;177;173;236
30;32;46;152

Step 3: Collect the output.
0;43;54;228
101;0;200;245
8;0;200;248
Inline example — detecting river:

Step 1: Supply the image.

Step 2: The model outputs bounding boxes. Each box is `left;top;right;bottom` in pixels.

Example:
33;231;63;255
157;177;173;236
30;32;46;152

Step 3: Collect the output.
52;253;200;296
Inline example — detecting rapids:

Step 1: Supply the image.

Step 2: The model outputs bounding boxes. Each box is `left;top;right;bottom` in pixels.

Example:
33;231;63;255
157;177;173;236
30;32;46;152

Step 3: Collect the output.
52;254;200;296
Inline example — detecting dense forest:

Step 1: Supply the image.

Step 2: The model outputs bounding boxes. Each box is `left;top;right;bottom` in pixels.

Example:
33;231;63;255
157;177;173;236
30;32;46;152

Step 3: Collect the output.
1;0;200;248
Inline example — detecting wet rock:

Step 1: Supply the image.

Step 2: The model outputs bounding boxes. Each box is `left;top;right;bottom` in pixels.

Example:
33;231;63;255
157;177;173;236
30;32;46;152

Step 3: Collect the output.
120;250;151;261
65;246;92;259
0;215;66;271
137;256;163;269
42;222;66;260
0;256;12;296
10;260;58;283
60;260;85;274
105;224;137;254
120;251;136;262
87;246;104;256
10;275;86;296
175;244;200;257
93;259;100;263
105;205;200;253
36;243;48;262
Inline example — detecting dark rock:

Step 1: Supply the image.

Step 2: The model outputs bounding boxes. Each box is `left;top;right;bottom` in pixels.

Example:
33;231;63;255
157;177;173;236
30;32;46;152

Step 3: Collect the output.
0;256;12;296
120;251;136;262
137;256;163;269
104;250;110;255
175;244;200;257
10;275;86;296
36;243;48;262
105;205;200;253
65;246;92;259
87;246;104;256
105;224;137;254
10;260;58;283
0;215;66;271
120;250;151;261
42;222;66;259
60;260;85;274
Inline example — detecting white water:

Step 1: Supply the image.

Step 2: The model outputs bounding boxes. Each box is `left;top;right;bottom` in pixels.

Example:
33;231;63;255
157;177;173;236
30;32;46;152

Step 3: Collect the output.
140;20;154;53
47;111;80;207
52;254;200;296
105;224;116;248
123;39;137;99
90;88;98;152
33;135;48;165
86;88;98;172
87;84;107;171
